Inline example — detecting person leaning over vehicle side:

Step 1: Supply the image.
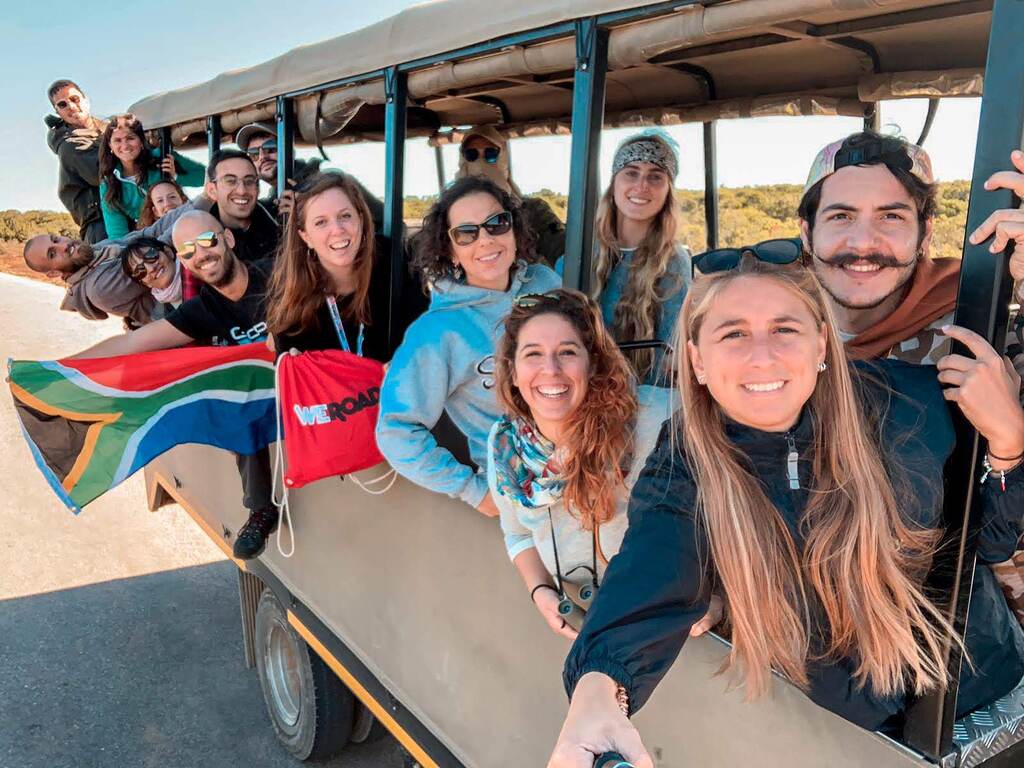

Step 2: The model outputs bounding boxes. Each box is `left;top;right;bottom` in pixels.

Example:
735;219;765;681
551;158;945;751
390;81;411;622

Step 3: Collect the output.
795;130;1024;622
69;210;279;560
44;79;108;244
235;121;385;228
376;176;561;518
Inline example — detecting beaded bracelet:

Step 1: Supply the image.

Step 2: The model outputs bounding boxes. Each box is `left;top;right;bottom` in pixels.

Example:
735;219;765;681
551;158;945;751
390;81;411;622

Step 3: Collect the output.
981;453;1023;492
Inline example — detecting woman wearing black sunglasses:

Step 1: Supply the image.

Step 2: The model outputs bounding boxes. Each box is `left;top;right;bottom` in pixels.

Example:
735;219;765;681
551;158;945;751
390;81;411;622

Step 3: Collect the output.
120;237;183;319
455;126;565;267
377;176;561;518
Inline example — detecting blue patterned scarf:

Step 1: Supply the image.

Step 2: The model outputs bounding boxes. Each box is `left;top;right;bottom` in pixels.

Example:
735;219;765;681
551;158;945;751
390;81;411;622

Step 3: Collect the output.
491;416;565;508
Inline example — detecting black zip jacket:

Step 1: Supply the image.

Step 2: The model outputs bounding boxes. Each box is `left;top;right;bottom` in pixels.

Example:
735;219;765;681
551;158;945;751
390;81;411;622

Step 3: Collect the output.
45;115;104;235
563;360;1024;730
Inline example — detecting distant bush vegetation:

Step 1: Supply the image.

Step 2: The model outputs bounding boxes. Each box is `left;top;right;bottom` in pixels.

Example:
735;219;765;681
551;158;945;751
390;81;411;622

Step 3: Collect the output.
7;180;972;261
408;180;972;260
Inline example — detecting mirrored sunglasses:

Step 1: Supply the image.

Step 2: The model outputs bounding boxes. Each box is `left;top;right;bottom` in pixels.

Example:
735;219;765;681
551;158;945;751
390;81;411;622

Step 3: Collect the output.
176;231;220;259
448;211;513;246
245;140;277;157
462;146;501;164
692;237;803;275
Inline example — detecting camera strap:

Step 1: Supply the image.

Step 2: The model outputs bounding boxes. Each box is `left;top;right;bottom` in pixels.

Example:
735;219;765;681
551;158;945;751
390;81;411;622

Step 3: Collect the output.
547;507;600;598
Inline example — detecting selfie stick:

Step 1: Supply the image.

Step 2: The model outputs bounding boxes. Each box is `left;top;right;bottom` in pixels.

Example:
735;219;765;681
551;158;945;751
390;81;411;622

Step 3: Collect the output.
594;753;634;768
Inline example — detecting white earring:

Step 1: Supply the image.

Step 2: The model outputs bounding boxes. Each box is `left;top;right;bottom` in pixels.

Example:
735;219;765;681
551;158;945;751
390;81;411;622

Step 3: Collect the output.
818;361;828;373
696;374;707;385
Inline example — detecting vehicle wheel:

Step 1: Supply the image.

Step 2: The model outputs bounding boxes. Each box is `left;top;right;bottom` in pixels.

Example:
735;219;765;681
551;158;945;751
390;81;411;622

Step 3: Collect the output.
254;589;355;760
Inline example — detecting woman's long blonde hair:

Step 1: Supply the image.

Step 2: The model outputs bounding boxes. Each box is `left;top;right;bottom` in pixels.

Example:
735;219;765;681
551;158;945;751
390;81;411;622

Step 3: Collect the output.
593;133;683;378
678;259;955;700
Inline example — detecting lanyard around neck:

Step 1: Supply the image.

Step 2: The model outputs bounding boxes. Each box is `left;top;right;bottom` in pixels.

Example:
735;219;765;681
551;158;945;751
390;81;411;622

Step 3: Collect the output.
325;295;364;357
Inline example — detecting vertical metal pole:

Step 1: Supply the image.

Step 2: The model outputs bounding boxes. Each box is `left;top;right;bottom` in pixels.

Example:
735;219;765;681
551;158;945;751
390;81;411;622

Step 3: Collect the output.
902;0;1024;759
384;67;408;350
864;103;881;132
276;96;295;199
703;121;719;251
563;18;609;294
206;115;222;162
159;127;173;180
434;144;446;192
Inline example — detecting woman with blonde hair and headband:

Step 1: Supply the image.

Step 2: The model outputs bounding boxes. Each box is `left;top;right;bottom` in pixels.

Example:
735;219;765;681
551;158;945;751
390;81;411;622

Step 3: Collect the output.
590;130;691;384
456;125;566;266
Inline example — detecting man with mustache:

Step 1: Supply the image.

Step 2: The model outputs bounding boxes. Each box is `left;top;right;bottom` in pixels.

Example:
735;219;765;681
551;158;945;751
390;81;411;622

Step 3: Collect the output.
71;210;279;559
798;130;1024;624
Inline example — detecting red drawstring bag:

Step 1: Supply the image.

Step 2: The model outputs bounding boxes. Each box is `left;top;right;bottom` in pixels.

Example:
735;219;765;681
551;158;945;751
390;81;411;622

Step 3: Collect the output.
275;349;385;488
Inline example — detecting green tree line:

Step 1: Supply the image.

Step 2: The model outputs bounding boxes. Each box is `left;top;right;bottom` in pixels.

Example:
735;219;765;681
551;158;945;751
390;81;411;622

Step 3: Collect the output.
4;180;971;261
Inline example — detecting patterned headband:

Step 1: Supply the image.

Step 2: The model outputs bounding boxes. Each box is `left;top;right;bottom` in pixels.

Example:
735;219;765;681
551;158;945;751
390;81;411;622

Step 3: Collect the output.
612;138;678;179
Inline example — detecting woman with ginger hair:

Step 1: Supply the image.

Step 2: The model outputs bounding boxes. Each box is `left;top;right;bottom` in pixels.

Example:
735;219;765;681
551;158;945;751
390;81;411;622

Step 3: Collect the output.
548;254;1024;767
486;289;678;640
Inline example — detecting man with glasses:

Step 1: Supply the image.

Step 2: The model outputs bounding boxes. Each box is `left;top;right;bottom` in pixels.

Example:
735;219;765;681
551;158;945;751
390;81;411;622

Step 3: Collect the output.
44;80;108;244
235;121;386;229
205;149;280;263
70;210;279;559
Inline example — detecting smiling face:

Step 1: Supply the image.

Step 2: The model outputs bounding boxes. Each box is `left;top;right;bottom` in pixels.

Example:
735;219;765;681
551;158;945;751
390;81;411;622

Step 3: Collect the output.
109;126;143;167
126;247;176;291
613;161;670;226
513;313;590;443
298;187;364;278
802;164;929;312
24;234;93;277
206;157;259;223
150;182;185;218
447;191;516;291
51;85;90;129
172;216;238;288
248;134;278;183
688;275;826;433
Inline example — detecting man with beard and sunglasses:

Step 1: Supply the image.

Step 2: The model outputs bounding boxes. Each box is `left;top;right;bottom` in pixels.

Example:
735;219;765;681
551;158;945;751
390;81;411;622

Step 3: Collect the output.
797;130;1024;625
70;210;279;560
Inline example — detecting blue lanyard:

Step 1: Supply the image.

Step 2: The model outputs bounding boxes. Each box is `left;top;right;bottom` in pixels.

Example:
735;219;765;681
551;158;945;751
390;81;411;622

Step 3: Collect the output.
326;295;364;357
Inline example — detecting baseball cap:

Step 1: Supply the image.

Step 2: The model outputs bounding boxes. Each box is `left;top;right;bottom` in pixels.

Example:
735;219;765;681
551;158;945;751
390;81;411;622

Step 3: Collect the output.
235;122;276;152
803;133;934;196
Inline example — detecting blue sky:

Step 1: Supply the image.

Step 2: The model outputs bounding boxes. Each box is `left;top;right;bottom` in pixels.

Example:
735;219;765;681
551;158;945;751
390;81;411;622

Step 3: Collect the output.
2;1;982;212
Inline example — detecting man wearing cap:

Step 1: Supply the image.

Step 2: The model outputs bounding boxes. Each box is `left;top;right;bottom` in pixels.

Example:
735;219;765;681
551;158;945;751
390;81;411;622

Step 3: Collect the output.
455;125;565;266
798;129;1024;623
44;80;108;244
235;122;385;230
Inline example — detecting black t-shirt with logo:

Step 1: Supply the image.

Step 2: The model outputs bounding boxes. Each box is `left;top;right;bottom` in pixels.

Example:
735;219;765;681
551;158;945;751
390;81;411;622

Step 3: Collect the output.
165;259;272;346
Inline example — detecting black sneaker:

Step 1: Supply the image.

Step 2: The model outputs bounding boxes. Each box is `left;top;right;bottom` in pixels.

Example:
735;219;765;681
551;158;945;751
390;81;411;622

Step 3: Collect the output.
232;506;279;560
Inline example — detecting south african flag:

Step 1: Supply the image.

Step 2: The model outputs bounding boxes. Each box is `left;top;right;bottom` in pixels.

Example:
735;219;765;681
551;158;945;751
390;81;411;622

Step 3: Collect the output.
7;345;277;513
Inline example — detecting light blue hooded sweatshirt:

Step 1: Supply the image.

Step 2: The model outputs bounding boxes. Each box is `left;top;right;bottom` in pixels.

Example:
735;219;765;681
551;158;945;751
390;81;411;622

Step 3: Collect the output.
376;261;562;507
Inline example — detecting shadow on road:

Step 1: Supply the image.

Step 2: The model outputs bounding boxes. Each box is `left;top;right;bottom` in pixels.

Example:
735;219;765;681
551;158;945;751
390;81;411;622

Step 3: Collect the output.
0;561;402;768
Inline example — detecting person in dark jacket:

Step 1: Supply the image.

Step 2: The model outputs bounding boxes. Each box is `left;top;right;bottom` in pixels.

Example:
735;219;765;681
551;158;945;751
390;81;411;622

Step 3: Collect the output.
204;149;280;263
266;171;426;362
549;257;1024;768
45;80;108;244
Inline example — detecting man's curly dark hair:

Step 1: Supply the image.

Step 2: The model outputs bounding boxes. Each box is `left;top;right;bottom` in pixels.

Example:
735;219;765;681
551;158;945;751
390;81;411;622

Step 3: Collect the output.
411;176;538;290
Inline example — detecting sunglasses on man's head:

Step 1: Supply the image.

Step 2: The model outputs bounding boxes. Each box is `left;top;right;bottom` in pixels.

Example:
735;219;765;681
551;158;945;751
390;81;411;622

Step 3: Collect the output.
462;146;501;164
176;231;220;259
448;211;513;246
692;237;803;275
55;94;83;110
245;140;277;158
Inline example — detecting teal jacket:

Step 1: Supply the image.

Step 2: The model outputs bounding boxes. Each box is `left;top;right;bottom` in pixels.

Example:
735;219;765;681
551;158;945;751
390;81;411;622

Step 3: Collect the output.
99;149;205;239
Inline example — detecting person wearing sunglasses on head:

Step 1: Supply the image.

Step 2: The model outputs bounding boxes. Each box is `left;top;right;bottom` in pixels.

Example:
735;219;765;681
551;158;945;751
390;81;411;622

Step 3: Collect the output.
44;79;109;244
69;210;279;560
377;176;561;518
549;256;1024;768
235;122;386;228
455;125;565;268
98;113;206;240
120;237;184;319
488;289;710;641
266;171;427;361
561;130;691;387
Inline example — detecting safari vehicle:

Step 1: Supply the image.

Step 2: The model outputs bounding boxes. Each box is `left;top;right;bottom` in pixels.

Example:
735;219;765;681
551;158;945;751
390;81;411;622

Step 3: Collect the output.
131;0;1023;765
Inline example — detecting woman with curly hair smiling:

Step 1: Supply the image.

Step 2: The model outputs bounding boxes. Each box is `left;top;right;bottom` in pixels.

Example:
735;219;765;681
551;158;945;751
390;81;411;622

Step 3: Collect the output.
376;176;560;517
487;289;677;639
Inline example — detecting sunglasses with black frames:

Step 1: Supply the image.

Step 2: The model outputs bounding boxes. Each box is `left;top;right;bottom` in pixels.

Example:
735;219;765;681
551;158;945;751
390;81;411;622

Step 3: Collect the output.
448;211;513;246
462;146;501;164
245;140;277;158
692;237;804;275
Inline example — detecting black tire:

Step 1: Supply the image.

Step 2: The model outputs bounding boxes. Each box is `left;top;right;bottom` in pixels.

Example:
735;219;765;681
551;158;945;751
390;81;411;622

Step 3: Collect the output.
254;589;355;761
